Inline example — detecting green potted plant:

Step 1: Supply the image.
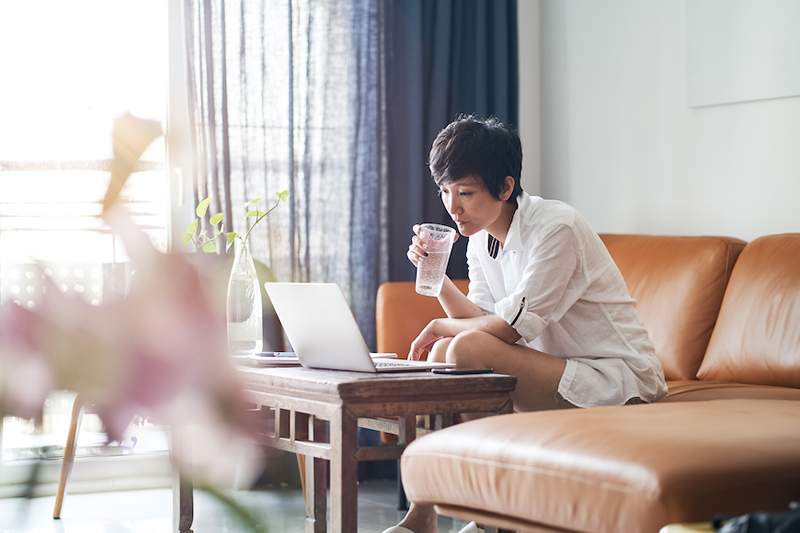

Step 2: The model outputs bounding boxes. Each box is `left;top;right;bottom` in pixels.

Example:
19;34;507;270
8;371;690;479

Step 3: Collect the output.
183;191;288;354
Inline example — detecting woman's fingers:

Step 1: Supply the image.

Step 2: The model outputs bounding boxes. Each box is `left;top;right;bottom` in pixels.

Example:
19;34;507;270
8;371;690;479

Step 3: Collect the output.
410;238;428;256
408;341;427;361
408;322;440;360
408;332;422;360
408;242;427;255
407;226;429;267
410;337;438;360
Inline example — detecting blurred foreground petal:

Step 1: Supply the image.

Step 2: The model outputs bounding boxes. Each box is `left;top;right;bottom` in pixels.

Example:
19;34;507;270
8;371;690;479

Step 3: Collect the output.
0;112;264;489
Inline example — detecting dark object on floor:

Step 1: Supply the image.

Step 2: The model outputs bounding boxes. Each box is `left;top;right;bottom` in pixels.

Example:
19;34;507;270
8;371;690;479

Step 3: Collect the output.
716;505;800;533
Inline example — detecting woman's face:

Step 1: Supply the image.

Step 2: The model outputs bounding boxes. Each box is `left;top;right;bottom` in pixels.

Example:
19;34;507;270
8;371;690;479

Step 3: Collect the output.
438;175;506;237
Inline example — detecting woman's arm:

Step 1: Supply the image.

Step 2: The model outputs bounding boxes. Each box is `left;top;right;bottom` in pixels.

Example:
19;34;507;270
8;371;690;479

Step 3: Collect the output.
410;226;582;360
437;276;484;318
408;315;520;360
439;231;497;318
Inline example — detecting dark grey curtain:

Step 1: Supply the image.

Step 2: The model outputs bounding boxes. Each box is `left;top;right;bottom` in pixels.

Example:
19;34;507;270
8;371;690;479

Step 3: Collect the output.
185;0;388;348
385;0;519;282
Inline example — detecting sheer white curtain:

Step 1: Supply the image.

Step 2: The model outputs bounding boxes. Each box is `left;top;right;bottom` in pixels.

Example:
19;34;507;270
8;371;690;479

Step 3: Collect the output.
185;0;388;348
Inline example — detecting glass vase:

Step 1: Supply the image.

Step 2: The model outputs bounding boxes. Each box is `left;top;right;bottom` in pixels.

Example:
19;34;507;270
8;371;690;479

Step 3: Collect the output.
226;240;263;354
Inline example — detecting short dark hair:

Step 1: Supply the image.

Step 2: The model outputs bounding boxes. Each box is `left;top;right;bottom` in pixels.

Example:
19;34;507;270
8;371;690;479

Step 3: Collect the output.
428;115;523;203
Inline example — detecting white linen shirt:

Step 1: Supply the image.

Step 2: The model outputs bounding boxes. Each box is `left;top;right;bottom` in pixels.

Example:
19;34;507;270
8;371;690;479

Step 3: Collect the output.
466;194;667;407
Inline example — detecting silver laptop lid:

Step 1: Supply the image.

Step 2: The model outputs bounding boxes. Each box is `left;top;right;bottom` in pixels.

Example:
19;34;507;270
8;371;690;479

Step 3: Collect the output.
264;282;376;372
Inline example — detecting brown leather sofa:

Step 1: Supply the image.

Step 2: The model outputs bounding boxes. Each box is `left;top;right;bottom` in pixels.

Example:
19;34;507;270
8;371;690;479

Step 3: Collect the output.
376;233;800;532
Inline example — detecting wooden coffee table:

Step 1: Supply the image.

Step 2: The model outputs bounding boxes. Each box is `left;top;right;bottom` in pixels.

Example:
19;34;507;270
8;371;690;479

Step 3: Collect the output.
175;365;516;533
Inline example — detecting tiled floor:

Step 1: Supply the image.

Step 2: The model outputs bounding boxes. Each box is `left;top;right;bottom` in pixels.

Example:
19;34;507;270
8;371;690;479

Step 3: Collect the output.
0;480;469;533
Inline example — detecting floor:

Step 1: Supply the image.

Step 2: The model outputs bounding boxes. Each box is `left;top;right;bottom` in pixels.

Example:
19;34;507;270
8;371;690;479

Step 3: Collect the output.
0;480;470;533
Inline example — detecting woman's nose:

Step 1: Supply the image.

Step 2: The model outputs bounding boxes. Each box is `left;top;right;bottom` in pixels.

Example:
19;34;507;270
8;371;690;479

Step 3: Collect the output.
446;196;460;215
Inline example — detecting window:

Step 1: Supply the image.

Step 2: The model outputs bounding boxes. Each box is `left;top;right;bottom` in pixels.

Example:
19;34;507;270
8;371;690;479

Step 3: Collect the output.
0;0;170;472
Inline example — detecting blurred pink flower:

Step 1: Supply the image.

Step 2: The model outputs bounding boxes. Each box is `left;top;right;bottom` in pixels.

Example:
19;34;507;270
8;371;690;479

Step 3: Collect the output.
0;113;261;485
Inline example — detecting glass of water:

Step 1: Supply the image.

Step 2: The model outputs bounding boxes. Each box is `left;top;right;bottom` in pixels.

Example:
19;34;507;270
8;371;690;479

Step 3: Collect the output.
415;223;456;297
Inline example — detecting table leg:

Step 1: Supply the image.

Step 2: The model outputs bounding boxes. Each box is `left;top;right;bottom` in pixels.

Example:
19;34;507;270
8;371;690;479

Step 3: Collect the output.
396;415;416;511
330;409;359;532
397;463;408;511
305;417;328;533
173;470;193;533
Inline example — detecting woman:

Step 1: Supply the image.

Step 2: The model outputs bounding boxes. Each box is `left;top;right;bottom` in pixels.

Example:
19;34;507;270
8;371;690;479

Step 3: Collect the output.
384;116;666;533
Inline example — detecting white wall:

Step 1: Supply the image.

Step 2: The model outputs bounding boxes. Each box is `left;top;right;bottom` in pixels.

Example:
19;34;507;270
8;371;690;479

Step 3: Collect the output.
517;0;541;195
520;0;800;240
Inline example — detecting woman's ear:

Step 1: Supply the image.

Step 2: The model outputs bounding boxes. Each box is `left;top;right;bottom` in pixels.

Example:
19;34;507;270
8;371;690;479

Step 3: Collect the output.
501;176;515;201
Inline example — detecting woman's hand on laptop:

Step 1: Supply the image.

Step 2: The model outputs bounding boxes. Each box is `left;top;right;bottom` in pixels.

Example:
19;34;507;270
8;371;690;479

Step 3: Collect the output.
408;319;444;360
409;315;522;361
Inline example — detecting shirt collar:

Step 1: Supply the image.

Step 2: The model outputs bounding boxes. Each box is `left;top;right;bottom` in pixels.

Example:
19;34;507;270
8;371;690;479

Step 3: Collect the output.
500;194;528;254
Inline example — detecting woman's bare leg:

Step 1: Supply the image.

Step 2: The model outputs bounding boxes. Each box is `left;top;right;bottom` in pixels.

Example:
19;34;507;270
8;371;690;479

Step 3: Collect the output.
390;337;453;533
387;333;570;532
385;338;453;533
445;329;569;411
427;337;452;362
395;502;437;533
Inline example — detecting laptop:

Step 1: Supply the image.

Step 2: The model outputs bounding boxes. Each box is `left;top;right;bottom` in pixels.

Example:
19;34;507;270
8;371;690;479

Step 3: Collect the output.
264;282;455;373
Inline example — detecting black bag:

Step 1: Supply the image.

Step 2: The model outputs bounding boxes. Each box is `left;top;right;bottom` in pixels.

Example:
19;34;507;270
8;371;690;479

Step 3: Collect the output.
715;503;800;533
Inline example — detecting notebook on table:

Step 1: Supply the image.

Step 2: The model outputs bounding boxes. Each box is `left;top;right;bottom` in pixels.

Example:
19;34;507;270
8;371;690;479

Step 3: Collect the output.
233;351;397;368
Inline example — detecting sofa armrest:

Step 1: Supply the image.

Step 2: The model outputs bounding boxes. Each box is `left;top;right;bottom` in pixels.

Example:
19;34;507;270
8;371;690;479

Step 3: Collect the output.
376;280;469;358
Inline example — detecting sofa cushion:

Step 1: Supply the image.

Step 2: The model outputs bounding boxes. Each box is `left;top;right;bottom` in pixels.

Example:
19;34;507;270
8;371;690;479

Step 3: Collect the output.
698;234;800;387
402;400;800;533
376;280;469;357
600;234;744;381
664;380;800;402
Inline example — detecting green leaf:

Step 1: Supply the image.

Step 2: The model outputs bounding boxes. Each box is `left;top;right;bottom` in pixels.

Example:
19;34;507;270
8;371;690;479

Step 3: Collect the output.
185;219;198;235
246;210;265;218
196;197;211;218
226;232;238;243
246;197;263;206
210;212;224;225
181;232;194;245
277;190;289;202
201;241;217;253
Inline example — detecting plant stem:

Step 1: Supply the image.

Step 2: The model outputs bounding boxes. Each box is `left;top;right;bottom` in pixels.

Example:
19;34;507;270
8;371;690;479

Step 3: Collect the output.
197;484;268;533
242;197;281;245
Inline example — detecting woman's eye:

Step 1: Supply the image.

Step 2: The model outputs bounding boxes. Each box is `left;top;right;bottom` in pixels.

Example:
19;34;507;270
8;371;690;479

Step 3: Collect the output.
458;192;473;197
438;189;448;196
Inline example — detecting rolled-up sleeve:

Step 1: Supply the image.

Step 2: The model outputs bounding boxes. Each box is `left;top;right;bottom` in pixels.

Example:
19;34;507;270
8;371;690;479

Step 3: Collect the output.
465;237;495;314
494;225;582;343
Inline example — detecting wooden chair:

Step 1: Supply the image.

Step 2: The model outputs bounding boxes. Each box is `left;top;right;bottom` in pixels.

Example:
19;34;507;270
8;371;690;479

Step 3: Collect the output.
53;395;84;518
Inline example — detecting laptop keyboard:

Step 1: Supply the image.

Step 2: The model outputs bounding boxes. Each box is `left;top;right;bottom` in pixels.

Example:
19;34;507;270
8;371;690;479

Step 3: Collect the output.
375;360;414;368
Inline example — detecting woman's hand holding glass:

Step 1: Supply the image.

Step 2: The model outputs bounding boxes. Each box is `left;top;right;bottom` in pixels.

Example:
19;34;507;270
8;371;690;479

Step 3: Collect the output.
406;224;460;267
406;224;428;267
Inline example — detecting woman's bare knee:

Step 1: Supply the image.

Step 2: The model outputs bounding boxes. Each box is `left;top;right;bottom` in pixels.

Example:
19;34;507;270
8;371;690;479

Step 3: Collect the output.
446;330;491;367
428;337;452;362
444;331;569;412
